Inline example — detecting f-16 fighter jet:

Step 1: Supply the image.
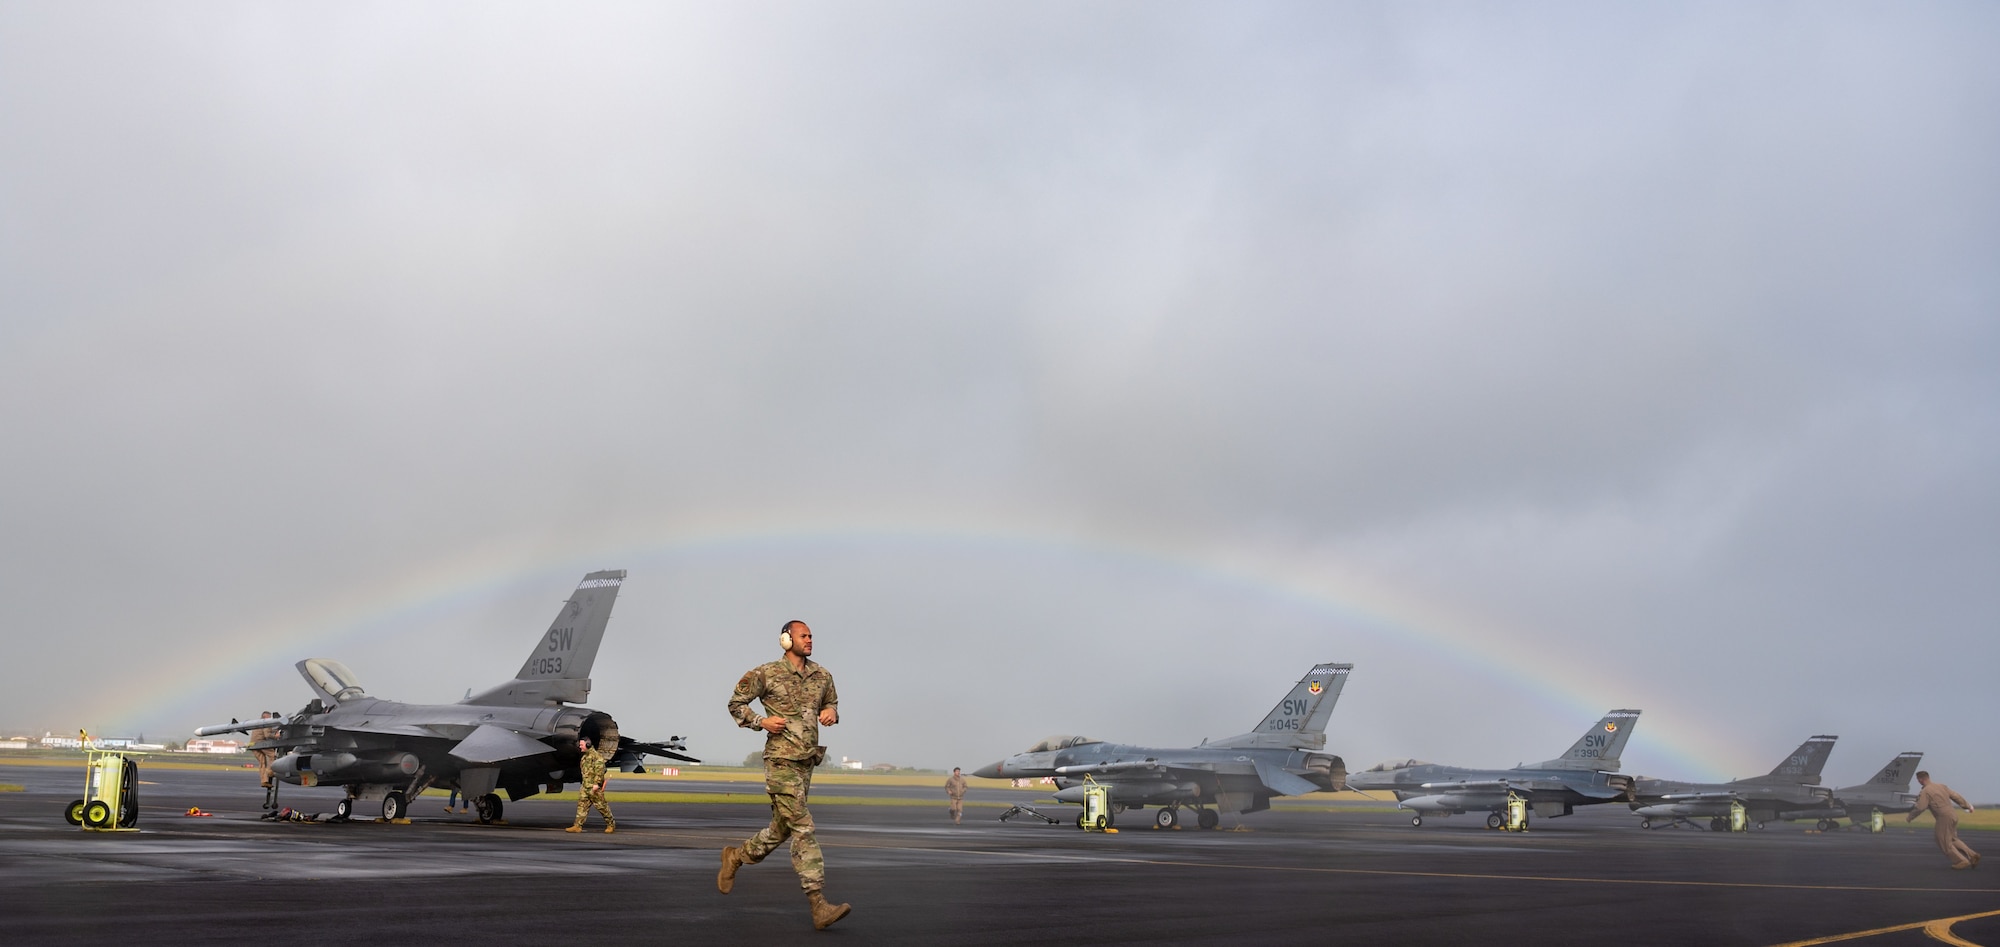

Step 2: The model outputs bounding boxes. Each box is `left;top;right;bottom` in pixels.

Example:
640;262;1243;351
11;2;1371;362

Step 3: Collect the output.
1348;709;1641;828
973;663;1351;829
1776;751;1924;832
195;570;695;823
1629;735;1838;831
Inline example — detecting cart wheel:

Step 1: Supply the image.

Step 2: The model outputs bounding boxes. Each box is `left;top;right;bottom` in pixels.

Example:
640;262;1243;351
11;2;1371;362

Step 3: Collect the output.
1094;815;1108;831
84;800;113;828
1075;812;1087;830
65;798;87;826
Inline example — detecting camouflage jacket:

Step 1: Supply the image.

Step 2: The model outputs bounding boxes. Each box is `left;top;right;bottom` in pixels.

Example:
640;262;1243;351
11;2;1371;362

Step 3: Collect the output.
579;747;607;788
729;658;839;762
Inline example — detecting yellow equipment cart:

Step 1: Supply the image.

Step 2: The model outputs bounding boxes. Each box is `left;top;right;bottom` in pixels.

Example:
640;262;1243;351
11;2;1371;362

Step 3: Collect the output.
64;732;140;832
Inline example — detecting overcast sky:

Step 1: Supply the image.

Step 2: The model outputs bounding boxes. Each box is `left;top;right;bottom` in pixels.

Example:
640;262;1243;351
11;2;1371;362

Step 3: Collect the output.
3;2;1995;795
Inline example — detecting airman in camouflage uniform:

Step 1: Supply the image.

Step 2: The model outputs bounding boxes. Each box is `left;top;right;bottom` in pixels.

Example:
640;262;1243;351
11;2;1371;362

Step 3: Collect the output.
568;736;614;833
717;620;852;930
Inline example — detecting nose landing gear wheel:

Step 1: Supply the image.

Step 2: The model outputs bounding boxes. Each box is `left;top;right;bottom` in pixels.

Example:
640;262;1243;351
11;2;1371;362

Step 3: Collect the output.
1641;818;1654;830
1197;808;1219;830
1410;814;1424;827
1155;807;1179;829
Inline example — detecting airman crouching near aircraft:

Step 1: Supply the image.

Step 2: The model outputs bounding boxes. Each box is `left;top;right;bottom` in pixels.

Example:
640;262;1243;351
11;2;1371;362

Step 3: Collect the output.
568;736;614;834
719;620;851;931
249;712;279;789
1907;771;1979;869
945;767;968;824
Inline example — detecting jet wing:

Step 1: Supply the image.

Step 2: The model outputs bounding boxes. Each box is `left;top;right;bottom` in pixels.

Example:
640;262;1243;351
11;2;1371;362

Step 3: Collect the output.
449;724;557;764
1254;759;1321;797
624;740;701;764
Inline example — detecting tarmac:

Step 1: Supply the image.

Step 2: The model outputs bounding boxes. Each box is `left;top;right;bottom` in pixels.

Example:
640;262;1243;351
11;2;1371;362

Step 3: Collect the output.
4;760;1997;946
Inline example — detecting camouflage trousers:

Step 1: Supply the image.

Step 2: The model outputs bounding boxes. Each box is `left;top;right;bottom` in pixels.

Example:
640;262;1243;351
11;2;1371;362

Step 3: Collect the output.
741;757;824;892
574;786;613;828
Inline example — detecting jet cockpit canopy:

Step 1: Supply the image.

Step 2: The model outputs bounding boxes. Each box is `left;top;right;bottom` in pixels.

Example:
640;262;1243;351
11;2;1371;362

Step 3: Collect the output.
298;658;367;704
1027;735;1100;753
1366;758;1431;772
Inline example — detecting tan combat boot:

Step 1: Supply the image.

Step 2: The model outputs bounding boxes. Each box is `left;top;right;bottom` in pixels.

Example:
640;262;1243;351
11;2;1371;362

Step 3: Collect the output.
604;823;615;834
564;825;583;833
808;890;851;930
716;845;745;894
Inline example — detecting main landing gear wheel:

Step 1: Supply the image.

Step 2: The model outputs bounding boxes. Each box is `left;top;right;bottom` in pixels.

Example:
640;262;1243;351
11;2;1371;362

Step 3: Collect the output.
1197;808;1219;830
382;791;407;821
65;799;87;826
475;794;504;824
1487;812;1505;830
1155;807;1179;829
335;798;354;820
1710;817;1727;832
1754;821;1767;831
1410;814;1424;827
1816;819;1833;832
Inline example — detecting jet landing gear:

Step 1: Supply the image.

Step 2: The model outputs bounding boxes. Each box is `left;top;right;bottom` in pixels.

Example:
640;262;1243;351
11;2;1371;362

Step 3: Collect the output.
382;791;408;822
1151;806;1219;830
473;794;505;825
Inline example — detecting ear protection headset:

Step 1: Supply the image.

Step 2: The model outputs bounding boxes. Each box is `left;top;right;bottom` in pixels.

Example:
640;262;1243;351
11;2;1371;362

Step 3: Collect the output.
779;621;798;651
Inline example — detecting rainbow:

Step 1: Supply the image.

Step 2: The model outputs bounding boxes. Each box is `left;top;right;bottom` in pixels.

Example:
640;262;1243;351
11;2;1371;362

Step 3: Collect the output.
94;517;1739;779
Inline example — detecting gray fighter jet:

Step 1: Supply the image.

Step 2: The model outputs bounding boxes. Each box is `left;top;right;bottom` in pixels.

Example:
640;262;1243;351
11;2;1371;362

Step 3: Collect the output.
1778;750;1922;832
1347;709;1642;828
1628;735;1837;830
972;663;1352;829
194;569;695;823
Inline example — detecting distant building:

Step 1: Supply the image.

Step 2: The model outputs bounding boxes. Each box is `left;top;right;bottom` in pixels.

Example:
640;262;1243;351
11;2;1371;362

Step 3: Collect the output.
182;739;245;754
0;739;27;750
837;756;866;770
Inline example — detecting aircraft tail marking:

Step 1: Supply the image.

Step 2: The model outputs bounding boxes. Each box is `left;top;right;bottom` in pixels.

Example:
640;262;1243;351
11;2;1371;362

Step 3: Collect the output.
1739;735;1837;786
1528;709;1641;772
1854;751;1923;791
462;569;626;707
1208;663;1352;750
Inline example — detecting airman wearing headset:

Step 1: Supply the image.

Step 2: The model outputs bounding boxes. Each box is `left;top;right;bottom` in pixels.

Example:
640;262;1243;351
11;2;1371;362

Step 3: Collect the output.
719;620;851;930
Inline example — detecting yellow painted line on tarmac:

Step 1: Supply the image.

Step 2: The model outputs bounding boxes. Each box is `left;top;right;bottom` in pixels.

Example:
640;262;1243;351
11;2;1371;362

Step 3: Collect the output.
1764;908;2000;946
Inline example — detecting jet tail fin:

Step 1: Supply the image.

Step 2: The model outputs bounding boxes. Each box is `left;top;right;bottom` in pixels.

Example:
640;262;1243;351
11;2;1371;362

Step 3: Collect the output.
1527;709;1641;771
462;570;626;707
1738;735;1837;786
1847;751;1923;793
1207;663;1352;750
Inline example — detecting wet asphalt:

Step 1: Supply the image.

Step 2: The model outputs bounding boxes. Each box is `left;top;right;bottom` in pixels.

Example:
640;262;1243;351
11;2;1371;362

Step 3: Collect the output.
4;760;1996;946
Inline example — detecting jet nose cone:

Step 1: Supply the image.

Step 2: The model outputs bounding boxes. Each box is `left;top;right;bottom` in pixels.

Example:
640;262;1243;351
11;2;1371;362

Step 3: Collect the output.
972;761;1005;780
